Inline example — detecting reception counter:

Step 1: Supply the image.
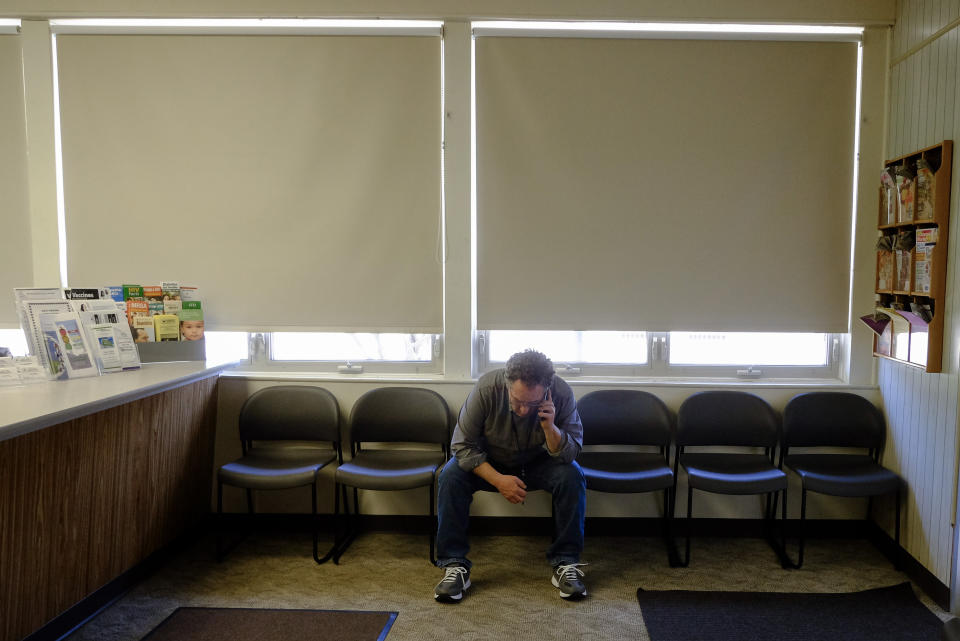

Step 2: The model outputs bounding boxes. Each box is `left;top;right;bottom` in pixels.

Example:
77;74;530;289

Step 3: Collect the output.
0;361;232;641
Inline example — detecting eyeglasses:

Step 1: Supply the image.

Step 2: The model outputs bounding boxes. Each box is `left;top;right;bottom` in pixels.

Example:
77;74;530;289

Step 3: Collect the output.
508;391;545;409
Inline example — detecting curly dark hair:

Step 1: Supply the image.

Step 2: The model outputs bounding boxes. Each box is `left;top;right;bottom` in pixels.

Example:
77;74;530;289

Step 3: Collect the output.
505;349;555;388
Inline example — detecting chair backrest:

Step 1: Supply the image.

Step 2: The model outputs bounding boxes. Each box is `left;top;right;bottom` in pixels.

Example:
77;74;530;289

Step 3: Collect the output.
783;392;884;449
676;390;779;448
349;387;451;445
577;389;672;447
239;385;341;443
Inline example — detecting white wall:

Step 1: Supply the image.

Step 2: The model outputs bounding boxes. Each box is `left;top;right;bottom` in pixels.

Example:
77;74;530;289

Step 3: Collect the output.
879;0;960;597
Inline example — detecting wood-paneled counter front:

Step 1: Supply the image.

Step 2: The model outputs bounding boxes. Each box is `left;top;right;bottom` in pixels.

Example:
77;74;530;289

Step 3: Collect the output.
0;362;231;641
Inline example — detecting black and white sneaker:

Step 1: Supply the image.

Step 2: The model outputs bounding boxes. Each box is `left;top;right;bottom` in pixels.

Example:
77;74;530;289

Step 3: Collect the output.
434;564;471;602
551;562;587;599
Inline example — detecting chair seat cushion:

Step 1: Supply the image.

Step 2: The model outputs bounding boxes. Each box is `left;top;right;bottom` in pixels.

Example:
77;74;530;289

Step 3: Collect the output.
681;453;786;495
337;450;446;491
218;446;337;490
578;452;673;493
785;454;901;497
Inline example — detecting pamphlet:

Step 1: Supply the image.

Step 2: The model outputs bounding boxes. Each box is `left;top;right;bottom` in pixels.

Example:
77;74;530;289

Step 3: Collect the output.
895;250;912;292
0;357;20;386
163;299;183;316
65;287;110;300
877;251;894;290
15;355;48;383
880;168;897;225
75;299;141;370
126;299;149;325
915;158;935;221
86;324;123;373
896;163;916;223
154;314;180;341
13;288;65;354
132;314;156;342
161;281;182;300
123;285;144;301
21;299;74;366
179;301;204;341
40;312;98;378
180;286;201;302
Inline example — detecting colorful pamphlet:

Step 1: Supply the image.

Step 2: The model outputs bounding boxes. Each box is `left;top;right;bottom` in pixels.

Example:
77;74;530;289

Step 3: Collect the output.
179;301;204;341
153;314;180;342
39;312;98;378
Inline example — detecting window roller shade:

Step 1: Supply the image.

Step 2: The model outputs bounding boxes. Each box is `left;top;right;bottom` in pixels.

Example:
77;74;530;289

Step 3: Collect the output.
0;35;32;327
475;36;857;333
57;34;442;332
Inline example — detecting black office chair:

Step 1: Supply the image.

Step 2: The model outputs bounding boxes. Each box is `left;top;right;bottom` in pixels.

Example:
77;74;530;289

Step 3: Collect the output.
326;387;451;564
217;385;342;564
674;390;789;567
576;390;680;566
780;392;902;569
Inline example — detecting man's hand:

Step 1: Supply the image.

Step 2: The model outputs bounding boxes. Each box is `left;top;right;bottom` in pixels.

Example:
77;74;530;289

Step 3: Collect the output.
538;388;563;453
495;474;527;504
537;388;556;429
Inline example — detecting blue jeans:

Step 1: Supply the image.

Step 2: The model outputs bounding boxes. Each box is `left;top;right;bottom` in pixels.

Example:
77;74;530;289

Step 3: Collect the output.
435;455;586;569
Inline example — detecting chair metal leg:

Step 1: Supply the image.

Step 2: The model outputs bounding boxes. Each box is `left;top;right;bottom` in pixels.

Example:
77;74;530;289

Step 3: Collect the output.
429;479;437;566
664;486;683;567
772;487;796;569
333;486;359;564
216;481;224;562
311;478;338;565
796;488;807;569
758;487;795;569
315;478;338;565
677;484;692;567
217;483;249;563
323;482;347;564
246;488;254;514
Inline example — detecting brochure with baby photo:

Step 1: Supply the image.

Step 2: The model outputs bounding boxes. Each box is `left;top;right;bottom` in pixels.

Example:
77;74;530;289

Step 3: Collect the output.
179;301;204;341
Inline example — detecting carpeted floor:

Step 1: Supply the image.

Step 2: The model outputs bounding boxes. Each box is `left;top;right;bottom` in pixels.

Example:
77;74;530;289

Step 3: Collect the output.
67;531;951;641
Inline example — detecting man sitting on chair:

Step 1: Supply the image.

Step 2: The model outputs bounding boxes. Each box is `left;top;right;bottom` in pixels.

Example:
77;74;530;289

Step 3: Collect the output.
433;349;586;602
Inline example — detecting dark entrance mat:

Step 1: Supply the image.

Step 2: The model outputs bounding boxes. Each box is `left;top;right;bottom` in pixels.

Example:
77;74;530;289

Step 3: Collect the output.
140;607;397;641
636;582;941;641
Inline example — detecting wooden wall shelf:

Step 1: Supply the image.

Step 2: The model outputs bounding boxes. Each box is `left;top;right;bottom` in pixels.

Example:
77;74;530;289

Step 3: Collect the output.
871;140;952;373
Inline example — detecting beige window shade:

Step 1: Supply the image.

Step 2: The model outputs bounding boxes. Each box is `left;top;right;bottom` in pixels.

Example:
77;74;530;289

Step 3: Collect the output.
476;36;857;332
0;35;32;327
57;34;441;332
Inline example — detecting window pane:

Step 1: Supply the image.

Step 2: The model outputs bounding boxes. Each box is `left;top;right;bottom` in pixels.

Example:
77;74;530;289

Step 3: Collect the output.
204;331;249;363
0;329;28;357
668;332;829;366
271;332;433;362
488;331;647;364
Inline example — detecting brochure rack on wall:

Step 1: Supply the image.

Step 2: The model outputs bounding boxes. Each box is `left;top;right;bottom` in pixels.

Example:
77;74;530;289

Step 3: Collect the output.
873;140;952;372
136;339;205;363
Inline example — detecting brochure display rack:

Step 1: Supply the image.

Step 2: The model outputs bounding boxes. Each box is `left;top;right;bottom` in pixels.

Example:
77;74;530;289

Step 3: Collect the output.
872;140;953;372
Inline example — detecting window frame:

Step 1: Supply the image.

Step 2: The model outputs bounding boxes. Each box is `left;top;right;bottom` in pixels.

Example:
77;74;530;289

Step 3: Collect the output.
474;330;843;381
255;331;444;375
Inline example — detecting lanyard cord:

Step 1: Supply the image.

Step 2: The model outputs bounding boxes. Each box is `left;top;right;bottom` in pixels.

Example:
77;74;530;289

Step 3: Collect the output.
511;412;538;478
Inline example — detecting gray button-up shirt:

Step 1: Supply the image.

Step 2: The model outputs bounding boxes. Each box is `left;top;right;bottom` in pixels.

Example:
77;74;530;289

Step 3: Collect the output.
452;369;583;471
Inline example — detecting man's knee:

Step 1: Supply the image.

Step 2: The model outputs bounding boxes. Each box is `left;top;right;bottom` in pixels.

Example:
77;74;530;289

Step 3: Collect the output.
545;460;586;495
438;458;474;492
565;461;586;494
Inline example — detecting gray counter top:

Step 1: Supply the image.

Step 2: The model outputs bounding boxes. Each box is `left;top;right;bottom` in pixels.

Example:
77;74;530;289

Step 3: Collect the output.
0;360;235;442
